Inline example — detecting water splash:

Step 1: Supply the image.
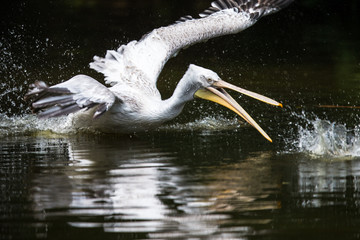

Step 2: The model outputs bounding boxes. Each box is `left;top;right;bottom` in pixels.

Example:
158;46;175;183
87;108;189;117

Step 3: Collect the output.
3;110;360;159
0;23;82;116
0;114;75;136
285;111;360;158
160;116;242;132
0;114;243;137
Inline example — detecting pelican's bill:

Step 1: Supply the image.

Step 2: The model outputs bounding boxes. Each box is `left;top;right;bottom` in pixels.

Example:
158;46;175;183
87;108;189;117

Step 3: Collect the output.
213;80;283;107
194;80;283;142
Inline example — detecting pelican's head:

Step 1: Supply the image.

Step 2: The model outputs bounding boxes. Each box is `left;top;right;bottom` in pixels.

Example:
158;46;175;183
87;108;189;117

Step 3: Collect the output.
184;64;282;142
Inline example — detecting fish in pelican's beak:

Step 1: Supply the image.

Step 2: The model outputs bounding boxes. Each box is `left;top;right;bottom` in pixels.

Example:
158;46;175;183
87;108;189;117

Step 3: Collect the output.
194;80;282;142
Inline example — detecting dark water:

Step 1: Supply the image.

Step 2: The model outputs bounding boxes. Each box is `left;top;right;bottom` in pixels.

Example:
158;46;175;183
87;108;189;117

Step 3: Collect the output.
1;0;360;239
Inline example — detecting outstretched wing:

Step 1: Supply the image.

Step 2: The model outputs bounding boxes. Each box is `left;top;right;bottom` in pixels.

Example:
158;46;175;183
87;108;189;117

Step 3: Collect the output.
90;0;294;87
25;75;117;119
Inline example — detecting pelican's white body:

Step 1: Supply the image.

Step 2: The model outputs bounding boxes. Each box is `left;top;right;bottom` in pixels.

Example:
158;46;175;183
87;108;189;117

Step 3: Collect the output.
70;65;221;132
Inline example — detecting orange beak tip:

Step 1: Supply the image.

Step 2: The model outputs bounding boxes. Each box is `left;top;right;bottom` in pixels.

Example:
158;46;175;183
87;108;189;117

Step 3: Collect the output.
279;103;283;108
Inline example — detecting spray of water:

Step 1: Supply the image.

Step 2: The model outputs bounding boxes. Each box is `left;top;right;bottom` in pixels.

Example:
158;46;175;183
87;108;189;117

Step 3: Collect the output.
160;116;242;132
0;114;75;137
284;111;360;158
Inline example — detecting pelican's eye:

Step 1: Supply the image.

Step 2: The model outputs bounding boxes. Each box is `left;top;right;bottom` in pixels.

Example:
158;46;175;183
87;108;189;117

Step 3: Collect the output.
201;76;214;85
206;78;214;84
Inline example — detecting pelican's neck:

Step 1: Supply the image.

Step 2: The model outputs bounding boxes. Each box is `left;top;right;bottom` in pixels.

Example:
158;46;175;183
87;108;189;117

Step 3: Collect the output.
158;68;199;121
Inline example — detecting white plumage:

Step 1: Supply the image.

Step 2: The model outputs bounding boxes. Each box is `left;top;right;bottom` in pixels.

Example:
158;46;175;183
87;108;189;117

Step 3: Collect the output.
26;0;294;141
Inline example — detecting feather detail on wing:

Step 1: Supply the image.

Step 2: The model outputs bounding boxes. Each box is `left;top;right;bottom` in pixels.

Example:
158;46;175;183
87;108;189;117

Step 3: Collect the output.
90;0;294;86
199;0;294;19
25;75;117;119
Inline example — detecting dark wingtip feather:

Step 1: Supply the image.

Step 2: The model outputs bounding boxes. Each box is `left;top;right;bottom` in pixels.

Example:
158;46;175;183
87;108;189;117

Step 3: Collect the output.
199;0;294;20
25;80;78;118
37;104;82;119
24;81;48;100
175;15;194;24
25;75;115;120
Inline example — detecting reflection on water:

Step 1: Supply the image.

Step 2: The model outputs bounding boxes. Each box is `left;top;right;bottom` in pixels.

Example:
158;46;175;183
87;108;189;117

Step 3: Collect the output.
2;133;360;239
25;136;280;238
296;158;360;208
65;139;174;233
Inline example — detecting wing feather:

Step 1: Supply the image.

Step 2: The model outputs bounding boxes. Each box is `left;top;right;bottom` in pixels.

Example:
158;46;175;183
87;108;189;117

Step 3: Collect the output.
90;0;294;87
25;75;117;119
